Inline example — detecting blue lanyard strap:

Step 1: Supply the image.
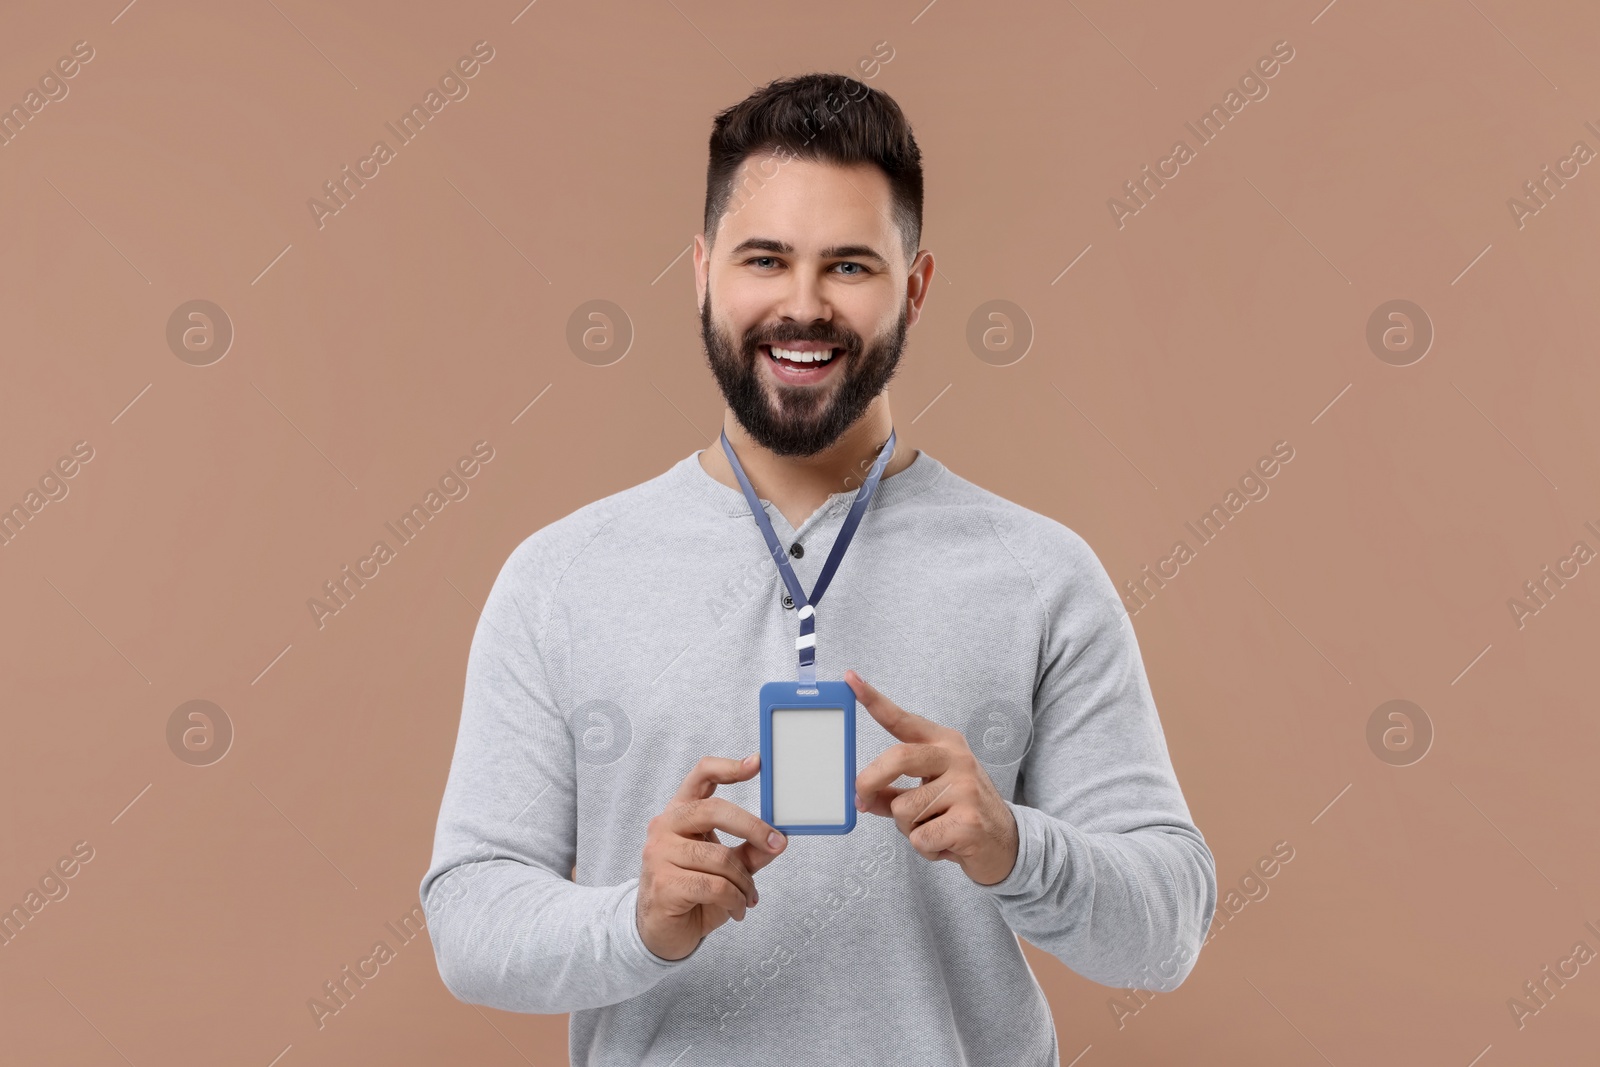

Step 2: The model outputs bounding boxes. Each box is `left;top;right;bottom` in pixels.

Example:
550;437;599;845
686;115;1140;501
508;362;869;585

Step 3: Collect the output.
720;427;897;685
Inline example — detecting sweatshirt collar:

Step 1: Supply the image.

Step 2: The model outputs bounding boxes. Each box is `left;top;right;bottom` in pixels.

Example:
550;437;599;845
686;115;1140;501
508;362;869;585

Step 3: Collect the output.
670;445;945;519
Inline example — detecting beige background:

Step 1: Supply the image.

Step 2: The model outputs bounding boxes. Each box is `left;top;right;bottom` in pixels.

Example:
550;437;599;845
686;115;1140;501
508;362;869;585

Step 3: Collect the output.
3;0;1598;1063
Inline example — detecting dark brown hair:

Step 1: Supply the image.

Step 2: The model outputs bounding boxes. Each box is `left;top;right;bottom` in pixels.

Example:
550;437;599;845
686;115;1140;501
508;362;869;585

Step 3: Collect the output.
703;73;923;264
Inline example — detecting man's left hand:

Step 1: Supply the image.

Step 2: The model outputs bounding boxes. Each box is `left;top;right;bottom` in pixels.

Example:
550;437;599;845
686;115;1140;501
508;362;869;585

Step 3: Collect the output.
847;669;1020;887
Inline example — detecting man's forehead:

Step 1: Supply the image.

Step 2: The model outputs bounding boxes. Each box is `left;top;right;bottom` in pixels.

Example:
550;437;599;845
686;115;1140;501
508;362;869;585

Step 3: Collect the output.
719;154;895;252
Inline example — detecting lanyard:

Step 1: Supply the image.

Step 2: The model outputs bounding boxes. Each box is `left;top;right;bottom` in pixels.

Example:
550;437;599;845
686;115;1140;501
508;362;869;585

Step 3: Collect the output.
720;427;896;685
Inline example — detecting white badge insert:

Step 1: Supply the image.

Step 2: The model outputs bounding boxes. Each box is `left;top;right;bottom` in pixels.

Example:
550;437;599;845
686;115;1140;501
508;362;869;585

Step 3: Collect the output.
770;706;846;826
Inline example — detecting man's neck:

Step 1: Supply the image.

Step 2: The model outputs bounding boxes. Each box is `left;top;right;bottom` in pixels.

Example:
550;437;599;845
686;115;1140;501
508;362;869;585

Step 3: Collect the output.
698;403;917;529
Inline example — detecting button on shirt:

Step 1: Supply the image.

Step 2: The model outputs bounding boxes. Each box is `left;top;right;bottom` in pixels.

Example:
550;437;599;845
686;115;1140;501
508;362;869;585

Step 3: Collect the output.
420;448;1217;1066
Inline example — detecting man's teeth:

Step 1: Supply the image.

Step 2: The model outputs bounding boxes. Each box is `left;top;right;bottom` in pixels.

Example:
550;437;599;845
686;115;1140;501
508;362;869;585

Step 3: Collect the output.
769;346;836;364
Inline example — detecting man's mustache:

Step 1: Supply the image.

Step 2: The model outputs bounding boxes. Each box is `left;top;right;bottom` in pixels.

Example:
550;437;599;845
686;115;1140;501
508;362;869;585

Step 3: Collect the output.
744;331;859;353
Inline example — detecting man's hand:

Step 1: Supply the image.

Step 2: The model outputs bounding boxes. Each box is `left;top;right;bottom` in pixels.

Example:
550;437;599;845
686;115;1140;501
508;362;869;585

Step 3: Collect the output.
636;753;788;962
848;670;1020;887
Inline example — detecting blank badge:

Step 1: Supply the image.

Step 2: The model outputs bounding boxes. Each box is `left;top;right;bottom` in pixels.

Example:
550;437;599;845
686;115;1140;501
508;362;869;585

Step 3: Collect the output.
759;680;857;835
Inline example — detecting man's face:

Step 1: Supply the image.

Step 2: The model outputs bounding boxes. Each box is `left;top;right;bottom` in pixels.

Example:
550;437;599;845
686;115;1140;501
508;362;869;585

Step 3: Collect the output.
695;154;927;457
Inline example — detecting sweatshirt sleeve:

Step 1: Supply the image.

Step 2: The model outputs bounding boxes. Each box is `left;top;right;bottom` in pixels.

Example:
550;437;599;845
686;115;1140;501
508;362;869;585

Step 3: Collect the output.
978;514;1218;992
419;538;694;1014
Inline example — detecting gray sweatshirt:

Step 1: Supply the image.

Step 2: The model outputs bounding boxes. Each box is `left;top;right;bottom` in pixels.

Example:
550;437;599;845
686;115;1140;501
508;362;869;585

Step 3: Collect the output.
420;448;1217;1066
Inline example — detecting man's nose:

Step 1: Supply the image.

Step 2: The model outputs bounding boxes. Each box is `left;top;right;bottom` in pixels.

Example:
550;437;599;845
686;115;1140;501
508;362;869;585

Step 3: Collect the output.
774;270;830;325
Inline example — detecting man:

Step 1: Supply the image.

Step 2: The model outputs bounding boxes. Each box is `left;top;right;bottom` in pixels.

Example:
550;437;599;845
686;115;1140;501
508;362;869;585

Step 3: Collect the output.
421;72;1216;1065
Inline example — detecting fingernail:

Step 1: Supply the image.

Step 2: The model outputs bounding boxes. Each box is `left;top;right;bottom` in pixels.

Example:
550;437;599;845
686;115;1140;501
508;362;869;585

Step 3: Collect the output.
743;754;756;766
768;831;784;851
854;794;864;811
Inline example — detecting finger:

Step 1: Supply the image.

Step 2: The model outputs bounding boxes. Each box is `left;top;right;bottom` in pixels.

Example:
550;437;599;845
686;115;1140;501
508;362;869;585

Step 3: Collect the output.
857;783;910;818
669;837;758;906
667;796;787;861
855;743;951;808
731;834;787;878
845;670;944;744
672;752;762;804
890;779;959;840
906;811;966;863
677;871;748;920
696;776;789;876
707;896;747;927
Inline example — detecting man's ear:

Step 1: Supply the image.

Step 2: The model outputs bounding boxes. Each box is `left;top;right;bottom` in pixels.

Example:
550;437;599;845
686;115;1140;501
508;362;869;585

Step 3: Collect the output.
693;234;710;310
904;248;935;329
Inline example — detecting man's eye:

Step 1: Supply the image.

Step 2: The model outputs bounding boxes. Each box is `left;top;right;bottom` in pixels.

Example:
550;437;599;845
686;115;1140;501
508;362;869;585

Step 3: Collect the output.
748;257;778;268
833;262;869;275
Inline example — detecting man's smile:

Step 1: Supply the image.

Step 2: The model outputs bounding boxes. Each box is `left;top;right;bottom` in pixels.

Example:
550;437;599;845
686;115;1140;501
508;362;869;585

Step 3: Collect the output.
759;342;846;385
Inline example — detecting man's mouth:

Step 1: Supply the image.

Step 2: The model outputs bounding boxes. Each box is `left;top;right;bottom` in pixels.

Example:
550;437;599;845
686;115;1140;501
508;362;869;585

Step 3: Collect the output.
759;343;845;383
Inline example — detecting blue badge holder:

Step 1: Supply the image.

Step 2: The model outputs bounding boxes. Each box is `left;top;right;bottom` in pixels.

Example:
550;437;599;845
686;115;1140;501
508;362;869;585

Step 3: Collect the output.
759;680;857;835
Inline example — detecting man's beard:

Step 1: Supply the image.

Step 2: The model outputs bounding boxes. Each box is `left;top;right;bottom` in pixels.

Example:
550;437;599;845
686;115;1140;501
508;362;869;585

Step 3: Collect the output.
699;291;907;457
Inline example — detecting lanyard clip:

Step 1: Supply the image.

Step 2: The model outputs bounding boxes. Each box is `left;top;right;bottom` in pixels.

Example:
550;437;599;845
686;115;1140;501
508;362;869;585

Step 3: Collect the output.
796;603;816;684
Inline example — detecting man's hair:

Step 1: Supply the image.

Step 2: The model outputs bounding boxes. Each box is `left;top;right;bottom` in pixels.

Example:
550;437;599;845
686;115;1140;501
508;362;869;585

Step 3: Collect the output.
703;72;923;265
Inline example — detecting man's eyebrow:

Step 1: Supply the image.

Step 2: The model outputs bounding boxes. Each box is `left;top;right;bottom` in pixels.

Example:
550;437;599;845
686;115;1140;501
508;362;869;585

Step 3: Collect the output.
820;244;889;266
727;237;889;267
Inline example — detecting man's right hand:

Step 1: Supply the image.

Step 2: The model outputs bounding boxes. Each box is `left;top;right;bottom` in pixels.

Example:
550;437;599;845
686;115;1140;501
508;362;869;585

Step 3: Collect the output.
636;752;787;962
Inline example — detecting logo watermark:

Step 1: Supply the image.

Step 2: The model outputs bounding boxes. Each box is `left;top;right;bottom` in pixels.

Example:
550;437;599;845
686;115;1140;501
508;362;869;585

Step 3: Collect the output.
1121;440;1296;616
166;700;234;767
1365;299;1432;367
1111;839;1293;1027
1107;40;1296;229
570;699;633;766
166;300;234;366
711;836;903;1033
0;841;95;949
307;441;495;631
308;41;496;229
965;299;1033;366
306;906;428;1030
1505;918;1600;1031
962;698;1032;767
0;39;95;151
1366;700;1432;766
1506;121;1600;230
0;441;95;549
566;299;633;366
1506;521;1600;631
